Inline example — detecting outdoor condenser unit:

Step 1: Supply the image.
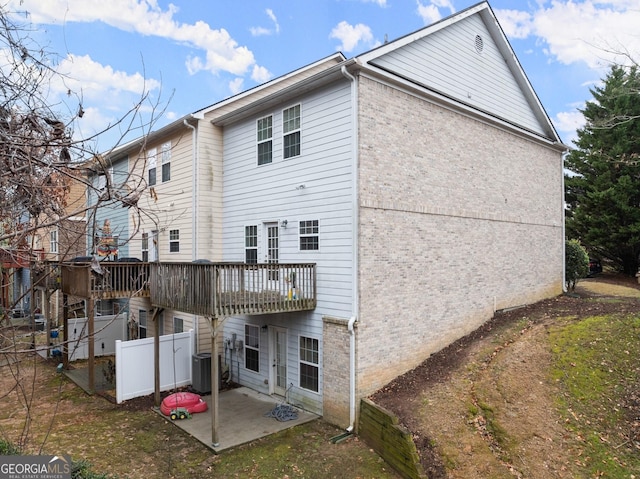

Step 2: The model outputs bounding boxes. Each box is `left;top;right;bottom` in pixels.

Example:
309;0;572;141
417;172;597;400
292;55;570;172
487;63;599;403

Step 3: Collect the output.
192;352;211;394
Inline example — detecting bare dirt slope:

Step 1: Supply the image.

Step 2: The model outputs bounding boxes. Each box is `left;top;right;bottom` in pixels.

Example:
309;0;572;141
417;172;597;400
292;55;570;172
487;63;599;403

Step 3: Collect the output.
371;274;640;478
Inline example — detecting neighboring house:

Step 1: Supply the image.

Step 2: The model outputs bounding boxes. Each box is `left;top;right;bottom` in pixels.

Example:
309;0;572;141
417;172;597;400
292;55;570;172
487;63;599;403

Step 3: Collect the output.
102;1;566;429
32;168;88;322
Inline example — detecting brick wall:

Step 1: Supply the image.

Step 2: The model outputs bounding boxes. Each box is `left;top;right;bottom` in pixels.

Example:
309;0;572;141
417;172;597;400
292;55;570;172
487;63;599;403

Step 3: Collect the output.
354;75;564;399
322;316;352;427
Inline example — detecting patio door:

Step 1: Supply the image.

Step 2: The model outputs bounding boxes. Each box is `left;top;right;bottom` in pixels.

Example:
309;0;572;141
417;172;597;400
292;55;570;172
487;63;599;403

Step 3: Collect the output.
264;222;279;288
269;326;288;396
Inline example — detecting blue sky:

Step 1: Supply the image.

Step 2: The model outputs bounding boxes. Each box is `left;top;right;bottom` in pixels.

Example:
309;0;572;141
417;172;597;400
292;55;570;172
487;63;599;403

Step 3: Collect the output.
8;0;640;152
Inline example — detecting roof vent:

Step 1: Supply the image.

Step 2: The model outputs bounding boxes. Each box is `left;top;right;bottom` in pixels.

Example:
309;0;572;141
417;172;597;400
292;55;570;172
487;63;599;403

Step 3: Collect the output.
474;34;484;54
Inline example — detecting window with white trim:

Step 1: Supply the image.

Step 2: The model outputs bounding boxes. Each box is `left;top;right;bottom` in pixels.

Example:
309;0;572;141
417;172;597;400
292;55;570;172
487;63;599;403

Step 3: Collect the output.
257;115;273;165
245;324;260;372
50;229;58;254
169;229;179;253
147;148;157;186
141;233;149;262
283;104;301;159
299;220;319;250
299;336;319;392
245;225;257;264
173;316;183;333
161;142;171;182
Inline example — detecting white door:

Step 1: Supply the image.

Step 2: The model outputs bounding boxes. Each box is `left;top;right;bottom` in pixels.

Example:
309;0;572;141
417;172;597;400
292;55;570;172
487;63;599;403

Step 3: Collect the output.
269;326;288;396
149;230;159;262
264;222;279;287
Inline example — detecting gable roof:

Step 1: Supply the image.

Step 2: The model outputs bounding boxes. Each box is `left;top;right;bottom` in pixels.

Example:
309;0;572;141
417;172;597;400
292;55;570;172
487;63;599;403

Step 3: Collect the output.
356;1;564;147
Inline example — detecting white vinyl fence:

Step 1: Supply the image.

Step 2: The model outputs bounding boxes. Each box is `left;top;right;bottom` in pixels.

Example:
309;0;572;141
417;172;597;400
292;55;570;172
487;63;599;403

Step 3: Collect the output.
68;314;128;361
115;330;195;404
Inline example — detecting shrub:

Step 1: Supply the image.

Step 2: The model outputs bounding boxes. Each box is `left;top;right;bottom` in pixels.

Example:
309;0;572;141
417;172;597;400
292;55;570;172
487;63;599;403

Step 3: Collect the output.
565;239;589;290
0;438;20;455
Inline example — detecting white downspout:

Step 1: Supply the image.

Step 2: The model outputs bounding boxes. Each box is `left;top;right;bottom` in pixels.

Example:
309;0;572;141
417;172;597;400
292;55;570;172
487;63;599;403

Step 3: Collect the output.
184;118;198;261
562;150;568;293
341;64;359;432
184;116;201;348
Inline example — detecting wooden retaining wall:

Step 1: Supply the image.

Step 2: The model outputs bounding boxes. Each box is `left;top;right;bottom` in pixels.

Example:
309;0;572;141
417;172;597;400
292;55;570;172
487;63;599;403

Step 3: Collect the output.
359;398;426;479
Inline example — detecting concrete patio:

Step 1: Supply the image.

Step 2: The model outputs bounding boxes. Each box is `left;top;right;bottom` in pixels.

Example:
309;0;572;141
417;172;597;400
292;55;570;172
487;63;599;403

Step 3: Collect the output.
158;387;319;452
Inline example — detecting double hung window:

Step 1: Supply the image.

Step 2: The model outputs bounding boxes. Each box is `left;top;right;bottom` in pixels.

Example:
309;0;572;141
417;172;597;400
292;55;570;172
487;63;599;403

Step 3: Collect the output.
257;116;273;165
245;324;260;372
299;336;319;392
283;105;301;159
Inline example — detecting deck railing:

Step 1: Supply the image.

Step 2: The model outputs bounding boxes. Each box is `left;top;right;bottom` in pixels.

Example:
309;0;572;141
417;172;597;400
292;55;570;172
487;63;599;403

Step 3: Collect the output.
59;261;316;317
150;262;317;317
61;262;150;299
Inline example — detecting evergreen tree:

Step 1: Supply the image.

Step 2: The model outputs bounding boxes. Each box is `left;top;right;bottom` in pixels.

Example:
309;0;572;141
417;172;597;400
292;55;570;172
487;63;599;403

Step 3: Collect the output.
565;65;640;276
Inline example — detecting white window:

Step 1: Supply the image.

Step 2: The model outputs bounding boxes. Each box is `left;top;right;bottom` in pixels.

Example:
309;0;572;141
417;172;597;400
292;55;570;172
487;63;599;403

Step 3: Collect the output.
161;142;171;182
245;324;260;372
245;225;257;263
283;104;301;159
50;229;58;254
173;316;183;333
169;229;179;253
147;147;157;186
299;336;319;392
141;233;148;262
257;115;273;165
299;220;319;251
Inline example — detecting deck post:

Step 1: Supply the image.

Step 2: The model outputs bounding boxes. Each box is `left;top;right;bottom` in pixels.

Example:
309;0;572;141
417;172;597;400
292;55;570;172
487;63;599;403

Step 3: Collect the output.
62;293;69;369
87;297;95;392
153;308;161;408
211;317;219;447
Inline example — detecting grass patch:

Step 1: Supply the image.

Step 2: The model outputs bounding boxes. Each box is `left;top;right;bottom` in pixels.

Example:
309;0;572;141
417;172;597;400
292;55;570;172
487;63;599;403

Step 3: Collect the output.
208;421;397;478
549;314;640;477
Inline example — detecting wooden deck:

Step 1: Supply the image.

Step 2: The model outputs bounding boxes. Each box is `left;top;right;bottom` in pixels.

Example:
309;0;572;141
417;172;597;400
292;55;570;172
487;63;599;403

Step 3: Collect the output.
59;261;316;317
61;261;150;299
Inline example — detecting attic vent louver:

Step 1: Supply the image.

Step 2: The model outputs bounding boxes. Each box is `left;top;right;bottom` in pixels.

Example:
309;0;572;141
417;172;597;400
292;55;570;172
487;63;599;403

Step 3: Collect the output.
474;34;484;54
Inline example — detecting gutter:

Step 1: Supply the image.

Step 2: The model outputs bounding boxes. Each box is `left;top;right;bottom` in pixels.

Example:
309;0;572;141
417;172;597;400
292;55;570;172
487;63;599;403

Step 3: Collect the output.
341;64;359;432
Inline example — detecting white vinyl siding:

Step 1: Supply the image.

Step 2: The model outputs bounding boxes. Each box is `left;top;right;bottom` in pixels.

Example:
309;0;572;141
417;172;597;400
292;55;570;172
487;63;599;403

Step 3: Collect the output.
221;81;354;413
369;14;545;136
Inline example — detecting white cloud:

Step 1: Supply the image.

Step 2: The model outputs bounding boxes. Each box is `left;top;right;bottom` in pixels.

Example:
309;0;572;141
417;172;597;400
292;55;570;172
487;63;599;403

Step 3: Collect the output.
250;8;280;36
555;109;585;134
329;21;375;52
496;2;640;70
9;0;265;77
52;54;161;98
229;77;244;95
361;0;387;6
251;65;272;83
416;4;441;24
416;0;455;25
494;9;533;39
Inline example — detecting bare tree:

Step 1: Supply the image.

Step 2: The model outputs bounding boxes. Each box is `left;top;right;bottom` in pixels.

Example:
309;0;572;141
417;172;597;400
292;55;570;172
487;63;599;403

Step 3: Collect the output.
0;3;167;456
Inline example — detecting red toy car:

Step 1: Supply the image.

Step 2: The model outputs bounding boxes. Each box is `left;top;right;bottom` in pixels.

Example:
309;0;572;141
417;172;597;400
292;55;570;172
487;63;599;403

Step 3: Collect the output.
160;392;208;416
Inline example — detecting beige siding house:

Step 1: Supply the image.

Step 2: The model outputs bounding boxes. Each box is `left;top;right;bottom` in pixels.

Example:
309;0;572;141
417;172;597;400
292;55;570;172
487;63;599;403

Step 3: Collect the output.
100;1;566;430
